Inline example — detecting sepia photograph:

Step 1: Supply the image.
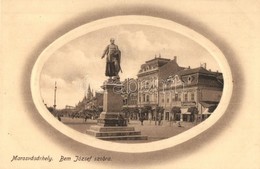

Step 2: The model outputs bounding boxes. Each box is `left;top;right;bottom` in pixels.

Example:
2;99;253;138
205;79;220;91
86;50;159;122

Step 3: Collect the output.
1;1;260;169
39;23;225;143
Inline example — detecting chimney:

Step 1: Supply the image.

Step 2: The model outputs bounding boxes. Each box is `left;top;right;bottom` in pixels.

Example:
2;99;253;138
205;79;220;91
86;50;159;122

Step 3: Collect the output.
174;56;177;62
200;63;207;69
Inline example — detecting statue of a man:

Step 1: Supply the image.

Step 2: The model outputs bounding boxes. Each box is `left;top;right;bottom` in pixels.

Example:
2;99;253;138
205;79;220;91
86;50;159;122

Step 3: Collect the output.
101;38;122;78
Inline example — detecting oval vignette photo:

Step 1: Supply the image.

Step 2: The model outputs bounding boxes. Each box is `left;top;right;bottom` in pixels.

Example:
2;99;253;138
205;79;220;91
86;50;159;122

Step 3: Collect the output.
31;16;233;153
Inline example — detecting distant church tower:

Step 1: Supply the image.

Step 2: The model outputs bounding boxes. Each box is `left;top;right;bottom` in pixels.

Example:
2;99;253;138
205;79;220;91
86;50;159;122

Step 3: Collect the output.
86;84;93;100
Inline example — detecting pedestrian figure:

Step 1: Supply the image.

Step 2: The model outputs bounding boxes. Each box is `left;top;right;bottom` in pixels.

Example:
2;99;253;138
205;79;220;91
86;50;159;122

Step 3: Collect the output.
169;116;173;126
148;113;152;125
178;116;183;127
117;113;126;126
140;114;144;125
84;115;88;122
158;112;162;126
177;121;181;127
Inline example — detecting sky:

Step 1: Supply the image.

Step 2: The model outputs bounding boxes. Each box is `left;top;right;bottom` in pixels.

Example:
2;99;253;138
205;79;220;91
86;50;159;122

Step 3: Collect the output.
40;24;221;109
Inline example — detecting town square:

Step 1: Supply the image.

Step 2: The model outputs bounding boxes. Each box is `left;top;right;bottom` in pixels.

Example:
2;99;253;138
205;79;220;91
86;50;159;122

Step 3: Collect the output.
43;38;223;142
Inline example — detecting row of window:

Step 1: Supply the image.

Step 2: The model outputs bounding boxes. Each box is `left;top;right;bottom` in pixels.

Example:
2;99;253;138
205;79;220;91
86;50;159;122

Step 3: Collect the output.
138;92;195;103
124;92;196;105
184;93;195;101
138;93;158;103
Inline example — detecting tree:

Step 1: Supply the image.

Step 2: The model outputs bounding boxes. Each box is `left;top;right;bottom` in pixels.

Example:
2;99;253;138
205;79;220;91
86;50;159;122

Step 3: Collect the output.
132;107;139;120
171;106;181;121
144;105;152;112
208;105;217;113
155;106;164;114
47;107;54;113
188;106;199;122
140;106;152;120
153;106;164;122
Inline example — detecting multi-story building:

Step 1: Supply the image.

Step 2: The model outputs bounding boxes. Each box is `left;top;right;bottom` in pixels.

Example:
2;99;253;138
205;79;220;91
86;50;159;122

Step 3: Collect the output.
74;56;223;122
158;65;223;121
137;55;184;119
122;78;138;108
136;56;223;122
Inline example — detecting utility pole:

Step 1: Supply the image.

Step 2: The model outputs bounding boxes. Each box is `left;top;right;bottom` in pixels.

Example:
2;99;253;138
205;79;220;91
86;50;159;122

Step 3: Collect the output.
54;81;57;110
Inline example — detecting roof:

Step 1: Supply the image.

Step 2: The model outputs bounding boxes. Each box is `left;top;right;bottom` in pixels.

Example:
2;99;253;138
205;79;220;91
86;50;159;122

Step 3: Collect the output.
178;67;216;76
138;57;172;76
197;75;223;87
158;59;184;80
145;57;170;64
176;67;223;88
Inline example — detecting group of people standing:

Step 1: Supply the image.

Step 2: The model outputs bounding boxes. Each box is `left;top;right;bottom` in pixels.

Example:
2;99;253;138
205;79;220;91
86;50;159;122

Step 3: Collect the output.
139;112;163;126
139;113;182;127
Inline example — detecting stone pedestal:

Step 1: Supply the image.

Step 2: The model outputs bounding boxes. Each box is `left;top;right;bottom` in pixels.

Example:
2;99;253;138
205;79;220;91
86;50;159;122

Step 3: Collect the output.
87;80;147;140
97;82;126;126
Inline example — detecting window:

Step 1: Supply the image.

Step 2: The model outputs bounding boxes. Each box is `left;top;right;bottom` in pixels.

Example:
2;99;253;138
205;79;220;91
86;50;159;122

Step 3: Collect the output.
188;75;192;84
184;93;188;101
174;93;178;101
162;98;164;103
167;98;170;103
146;95;150;102
191;93;195;101
123;99;128;105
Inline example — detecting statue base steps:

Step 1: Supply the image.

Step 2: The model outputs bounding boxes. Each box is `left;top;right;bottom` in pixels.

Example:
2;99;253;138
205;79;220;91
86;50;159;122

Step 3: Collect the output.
86;81;147;140
97;112;127;127
87;126;148;140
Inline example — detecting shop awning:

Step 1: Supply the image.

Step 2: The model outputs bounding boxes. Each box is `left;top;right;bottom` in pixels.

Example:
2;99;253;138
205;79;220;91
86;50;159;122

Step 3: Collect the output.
181;108;189;114
202;108;211;114
200;101;218;108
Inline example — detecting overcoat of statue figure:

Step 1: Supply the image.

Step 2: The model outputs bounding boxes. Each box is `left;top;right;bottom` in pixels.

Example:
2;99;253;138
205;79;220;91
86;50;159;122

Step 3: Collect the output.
101;38;122;78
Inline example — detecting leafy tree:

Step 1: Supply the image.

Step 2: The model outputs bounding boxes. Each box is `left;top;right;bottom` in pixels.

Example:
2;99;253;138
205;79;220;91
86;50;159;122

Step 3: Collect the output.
171;106;181;114
187;106;198;122
155;106;164;114
188;107;199;114
208;105;217;113
47;107;54;113
171;106;181;121
143;105;152;113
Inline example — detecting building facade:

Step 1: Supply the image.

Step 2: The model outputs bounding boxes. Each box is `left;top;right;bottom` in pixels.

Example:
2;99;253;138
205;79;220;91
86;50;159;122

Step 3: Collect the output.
137;56;223;122
75;85;104;116
137;56;184;119
158;66;223;121
73;56;223;122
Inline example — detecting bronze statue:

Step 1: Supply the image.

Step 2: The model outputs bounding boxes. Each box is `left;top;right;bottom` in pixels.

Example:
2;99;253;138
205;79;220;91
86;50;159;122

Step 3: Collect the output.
101;38;122;78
